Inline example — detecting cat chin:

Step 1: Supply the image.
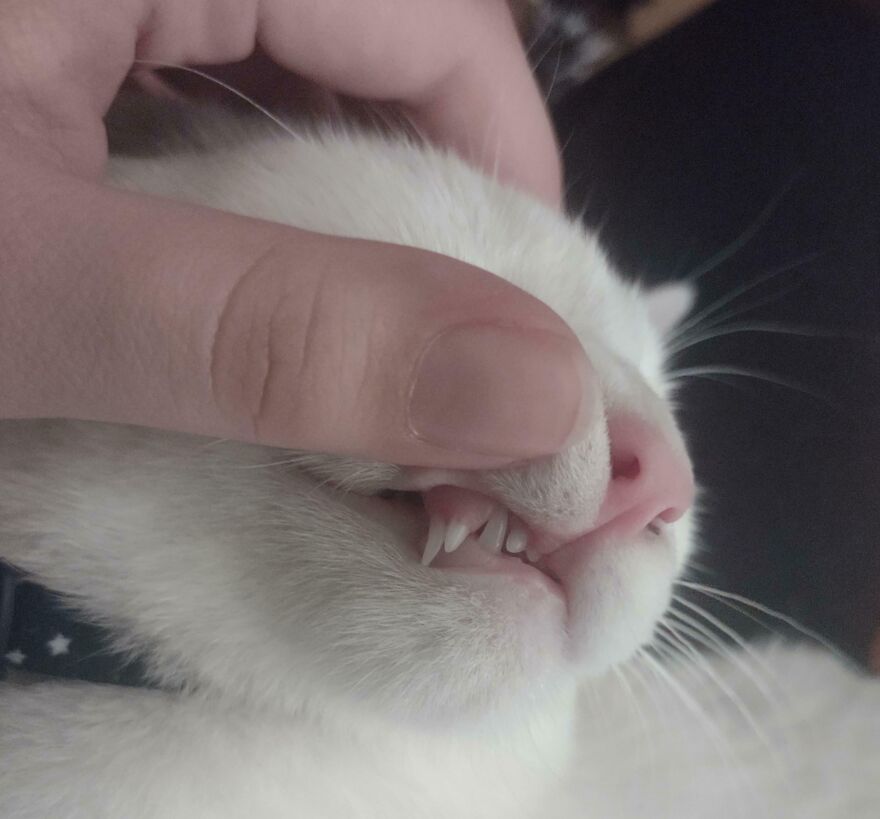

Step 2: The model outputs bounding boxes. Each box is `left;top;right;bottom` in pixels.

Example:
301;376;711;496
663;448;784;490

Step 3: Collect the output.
306;524;678;731
315;478;686;724
421;539;678;695
563;540;677;674
340;573;569;729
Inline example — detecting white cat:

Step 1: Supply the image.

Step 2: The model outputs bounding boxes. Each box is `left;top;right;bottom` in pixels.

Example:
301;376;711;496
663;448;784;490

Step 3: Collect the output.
0;112;877;818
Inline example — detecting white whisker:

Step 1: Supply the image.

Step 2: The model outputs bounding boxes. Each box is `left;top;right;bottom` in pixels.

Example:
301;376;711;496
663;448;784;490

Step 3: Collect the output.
132;60;304;143
664;364;847;413
676;581;852;665
530;32;564;77
654;623;779;763
663;610;781;709
637;649;760;818
543;48;564;106
683;173;803;283
667;320;845;357
623;655;682;817
670;252;819;341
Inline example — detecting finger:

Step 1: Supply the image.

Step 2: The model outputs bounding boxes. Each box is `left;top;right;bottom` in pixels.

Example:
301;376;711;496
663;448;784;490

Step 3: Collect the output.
251;0;562;205
0;0;560;202
0;166;591;468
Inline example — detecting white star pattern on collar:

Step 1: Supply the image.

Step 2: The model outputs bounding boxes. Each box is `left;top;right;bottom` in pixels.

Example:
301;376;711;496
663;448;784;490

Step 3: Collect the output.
46;633;71;657
4;649;25;666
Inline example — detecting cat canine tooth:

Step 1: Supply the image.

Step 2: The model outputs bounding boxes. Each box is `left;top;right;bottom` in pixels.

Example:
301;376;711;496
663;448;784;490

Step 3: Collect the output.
478;507;508;552
444;520;469;554
505;527;528;554
421;516;446;566
525;547;540;563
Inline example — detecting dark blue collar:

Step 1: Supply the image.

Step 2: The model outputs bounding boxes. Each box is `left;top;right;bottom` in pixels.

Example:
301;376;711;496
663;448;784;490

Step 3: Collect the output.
0;561;149;686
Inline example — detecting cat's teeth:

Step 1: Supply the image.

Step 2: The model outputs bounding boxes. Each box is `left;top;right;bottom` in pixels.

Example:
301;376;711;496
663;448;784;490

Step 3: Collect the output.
505;527;528;554
443;520;469;554
525;547;540;563
421;516;446;566
478;507;508;552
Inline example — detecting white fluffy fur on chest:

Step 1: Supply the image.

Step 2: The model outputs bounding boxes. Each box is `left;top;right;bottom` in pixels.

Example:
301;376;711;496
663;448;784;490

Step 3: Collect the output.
2;645;879;819
0;680;572;819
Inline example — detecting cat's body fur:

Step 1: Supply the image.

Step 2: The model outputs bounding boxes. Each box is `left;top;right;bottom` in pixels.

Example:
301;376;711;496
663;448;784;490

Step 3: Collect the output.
3;642;878;818
1;113;878;817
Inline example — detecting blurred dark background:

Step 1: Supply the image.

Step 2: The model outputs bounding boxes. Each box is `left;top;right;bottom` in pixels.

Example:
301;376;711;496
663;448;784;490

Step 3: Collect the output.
554;0;880;668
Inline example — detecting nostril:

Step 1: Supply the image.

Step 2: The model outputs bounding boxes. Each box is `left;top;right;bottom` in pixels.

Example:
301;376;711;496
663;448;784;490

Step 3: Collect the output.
597;414;695;539
611;453;640;482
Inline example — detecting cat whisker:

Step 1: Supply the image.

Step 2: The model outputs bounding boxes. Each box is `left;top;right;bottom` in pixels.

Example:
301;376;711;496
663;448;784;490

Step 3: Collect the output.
558;127;577;160
675;581;853;665
669;251;820;342
682;172;804;283
391;107;429;147
131;60;304;144
655;622;781;754
667;598;787;716
666;320;845;357
661;611;781;713
667;275;815;353
610;664;654;766
529;30;566;77
654;629;792;805
668;589;842;768
543;47;565;106
230;457;309;470
664;364;848;414
362;102;428;149
521;23;547;63
670;594;780;663
464;91;505;193
636;649;761;817
617;658;678;815
667;596;824;761
202;437;233;448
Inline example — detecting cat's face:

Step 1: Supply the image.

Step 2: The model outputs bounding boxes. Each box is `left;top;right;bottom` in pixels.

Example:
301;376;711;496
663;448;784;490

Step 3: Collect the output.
114;128;696;730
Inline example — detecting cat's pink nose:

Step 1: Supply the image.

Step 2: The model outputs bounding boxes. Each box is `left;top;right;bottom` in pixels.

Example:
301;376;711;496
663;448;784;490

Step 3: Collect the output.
594;415;695;539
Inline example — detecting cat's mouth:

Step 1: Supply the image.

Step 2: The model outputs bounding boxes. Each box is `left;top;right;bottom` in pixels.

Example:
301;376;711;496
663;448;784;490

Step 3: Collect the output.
380;486;566;594
319;456;680;625
370;484;669;608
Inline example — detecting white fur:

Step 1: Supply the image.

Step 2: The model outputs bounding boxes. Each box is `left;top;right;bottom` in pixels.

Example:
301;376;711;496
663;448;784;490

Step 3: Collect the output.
1;114;878;817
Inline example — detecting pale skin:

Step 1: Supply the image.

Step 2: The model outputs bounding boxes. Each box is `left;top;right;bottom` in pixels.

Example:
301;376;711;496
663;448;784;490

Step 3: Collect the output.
0;0;599;470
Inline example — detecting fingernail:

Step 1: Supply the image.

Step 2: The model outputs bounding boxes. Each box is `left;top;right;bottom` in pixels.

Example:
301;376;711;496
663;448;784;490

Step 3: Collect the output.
407;324;595;459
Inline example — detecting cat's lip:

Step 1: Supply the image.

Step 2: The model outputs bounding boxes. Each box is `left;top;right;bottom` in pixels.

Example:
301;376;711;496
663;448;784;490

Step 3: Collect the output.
545;514;673;582
333;482;670;613
403;488;673;614
337;475;669;582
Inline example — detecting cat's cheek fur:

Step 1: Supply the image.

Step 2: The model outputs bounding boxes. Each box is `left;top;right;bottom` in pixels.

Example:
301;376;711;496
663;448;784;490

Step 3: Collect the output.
304;562;571;730
563;540;676;674
393;585;570;730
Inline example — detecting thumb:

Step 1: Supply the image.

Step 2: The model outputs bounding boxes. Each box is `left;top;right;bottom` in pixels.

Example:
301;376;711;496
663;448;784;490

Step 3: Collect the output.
2;170;592;469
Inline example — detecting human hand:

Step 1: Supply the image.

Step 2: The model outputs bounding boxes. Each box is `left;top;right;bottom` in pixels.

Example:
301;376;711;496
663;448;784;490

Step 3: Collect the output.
0;0;591;468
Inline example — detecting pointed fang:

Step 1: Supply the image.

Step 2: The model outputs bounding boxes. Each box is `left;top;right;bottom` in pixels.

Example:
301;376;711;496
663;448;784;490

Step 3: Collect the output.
478;507;508;552
421;516;447;566
444;520;469;553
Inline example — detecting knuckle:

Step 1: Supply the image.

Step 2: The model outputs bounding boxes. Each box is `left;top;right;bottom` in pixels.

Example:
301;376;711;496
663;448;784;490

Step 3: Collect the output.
207;241;329;444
